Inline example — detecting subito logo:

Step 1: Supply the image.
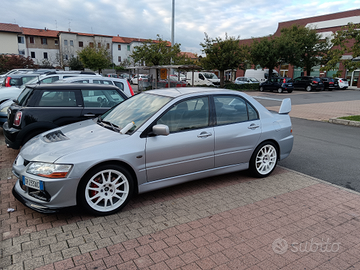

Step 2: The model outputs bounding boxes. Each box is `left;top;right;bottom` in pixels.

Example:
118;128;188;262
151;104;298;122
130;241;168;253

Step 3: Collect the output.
272;238;288;254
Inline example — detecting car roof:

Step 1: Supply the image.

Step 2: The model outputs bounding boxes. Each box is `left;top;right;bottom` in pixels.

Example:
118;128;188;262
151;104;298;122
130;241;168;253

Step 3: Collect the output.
4;74;39;78
25;83;122;91
145;87;241;98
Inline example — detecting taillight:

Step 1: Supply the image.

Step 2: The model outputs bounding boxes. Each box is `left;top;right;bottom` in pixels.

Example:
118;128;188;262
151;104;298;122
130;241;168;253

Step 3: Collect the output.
329;82;334;84
13;111;22;126
5;77;11;87
127;80;134;96
339;79;343;83
312;80;318;84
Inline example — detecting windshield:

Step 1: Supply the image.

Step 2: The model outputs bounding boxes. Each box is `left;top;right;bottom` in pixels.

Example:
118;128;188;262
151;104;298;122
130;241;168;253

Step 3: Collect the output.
203;73;218;80
100;93;172;133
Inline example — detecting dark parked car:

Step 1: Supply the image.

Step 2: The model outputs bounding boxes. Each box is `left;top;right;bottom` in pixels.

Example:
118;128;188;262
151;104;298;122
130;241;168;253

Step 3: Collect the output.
321;77;338;91
3;84;128;149
259;77;294;93
1;74;39;88
293;76;324;91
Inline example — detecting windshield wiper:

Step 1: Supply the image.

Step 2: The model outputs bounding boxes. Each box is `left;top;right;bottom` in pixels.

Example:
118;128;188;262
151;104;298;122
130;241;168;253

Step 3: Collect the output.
97;117;120;132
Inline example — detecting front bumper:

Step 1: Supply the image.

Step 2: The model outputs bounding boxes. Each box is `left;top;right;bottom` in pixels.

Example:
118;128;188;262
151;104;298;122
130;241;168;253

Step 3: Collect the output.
12;182;60;214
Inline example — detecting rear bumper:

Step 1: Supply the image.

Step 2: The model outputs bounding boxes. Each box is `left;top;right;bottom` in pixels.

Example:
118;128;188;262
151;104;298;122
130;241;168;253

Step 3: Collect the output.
2;122;21;149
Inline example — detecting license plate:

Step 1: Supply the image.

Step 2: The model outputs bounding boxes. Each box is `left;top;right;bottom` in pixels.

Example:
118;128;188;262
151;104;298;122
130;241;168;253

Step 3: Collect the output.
22;176;44;190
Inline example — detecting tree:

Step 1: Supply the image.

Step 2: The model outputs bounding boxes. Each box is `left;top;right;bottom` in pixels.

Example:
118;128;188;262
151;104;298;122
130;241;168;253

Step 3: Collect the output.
68;56;84;70
200;33;247;87
77;44;111;73
0;54;37;73
131;35;182;81
321;23;360;77
131;35;181;66
280;25;330;76
249;35;283;78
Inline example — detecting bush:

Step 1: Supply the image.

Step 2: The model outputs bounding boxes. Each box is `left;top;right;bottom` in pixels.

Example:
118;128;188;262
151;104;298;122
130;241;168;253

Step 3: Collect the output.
224;82;260;91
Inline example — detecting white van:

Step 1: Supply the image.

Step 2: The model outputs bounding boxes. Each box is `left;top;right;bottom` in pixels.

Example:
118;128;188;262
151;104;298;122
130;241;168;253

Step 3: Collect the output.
186;72;220;86
244;69;278;83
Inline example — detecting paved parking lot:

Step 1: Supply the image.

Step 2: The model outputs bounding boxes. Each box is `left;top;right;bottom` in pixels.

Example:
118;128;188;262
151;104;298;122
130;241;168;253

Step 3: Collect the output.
1;88;360;270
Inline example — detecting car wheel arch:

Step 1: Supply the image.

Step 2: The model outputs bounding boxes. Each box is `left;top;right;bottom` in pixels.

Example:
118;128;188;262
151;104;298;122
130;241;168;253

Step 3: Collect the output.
76;160;139;203
249;139;280;178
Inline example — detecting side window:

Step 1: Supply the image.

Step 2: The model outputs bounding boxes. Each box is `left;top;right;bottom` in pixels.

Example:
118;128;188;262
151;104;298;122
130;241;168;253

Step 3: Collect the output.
40;76;60;84
157;97;209;133
214;95;253;125
82;89;125;107
113;81;124;90
199;74;205;80
38;90;77;107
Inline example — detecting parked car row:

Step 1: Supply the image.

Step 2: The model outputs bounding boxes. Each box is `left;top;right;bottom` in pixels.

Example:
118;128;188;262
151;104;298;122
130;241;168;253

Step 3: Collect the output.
258;76;349;93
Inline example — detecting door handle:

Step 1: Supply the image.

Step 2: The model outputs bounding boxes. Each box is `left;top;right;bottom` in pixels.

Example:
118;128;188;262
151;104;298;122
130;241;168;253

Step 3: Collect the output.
84;113;96;117
248;123;260;130
197;132;212;138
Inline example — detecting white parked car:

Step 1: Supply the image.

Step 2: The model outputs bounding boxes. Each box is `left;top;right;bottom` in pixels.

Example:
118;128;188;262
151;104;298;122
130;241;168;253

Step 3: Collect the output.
56;76;134;97
130;74;149;85
335;78;349;89
234;77;260;84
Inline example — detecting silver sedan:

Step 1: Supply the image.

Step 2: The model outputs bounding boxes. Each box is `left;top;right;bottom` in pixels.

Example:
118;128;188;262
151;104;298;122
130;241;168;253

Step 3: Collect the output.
12;88;293;215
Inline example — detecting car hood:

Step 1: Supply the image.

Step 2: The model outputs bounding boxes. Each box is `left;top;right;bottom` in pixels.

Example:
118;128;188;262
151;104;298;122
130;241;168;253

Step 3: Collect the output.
0;86;23;101
19;119;127;163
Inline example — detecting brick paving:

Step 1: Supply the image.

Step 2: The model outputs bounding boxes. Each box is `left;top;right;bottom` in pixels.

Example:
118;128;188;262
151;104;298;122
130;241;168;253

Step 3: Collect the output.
1;90;360;270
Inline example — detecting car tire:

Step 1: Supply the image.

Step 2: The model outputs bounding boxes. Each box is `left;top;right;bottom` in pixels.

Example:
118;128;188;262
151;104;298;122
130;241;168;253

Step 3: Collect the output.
249;141;278;178
259;86;264;92
22;129;47;147
306;85;312;92
287;90;293;93
78;164;134;216
277;88;283;93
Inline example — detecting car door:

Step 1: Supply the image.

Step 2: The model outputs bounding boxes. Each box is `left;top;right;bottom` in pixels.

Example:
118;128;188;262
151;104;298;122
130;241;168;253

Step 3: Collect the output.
145;96;214;182
34;89;83;126
80;89;127;120
293;77;302;89
213;95;262;167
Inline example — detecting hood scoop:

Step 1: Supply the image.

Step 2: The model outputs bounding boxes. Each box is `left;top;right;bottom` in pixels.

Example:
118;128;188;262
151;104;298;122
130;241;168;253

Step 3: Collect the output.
43;130;69;143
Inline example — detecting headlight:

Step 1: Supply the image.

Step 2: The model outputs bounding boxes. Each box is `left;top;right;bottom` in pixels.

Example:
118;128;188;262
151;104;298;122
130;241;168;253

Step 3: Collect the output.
27;162;72;178
0;105;9;113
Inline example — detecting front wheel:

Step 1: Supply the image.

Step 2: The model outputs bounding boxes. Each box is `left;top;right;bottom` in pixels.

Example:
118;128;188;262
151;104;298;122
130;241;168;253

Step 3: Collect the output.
249;142;278;178
306;85;312;92
78;164;134;215
277;88;283;93
259;86;264;92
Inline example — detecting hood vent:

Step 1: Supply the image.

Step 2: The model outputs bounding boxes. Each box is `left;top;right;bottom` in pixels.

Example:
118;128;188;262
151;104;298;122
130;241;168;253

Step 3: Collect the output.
43;130;69;143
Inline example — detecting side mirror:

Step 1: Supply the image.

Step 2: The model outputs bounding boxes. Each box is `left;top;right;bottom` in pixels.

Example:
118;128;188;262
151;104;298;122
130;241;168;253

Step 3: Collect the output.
152;124;170;136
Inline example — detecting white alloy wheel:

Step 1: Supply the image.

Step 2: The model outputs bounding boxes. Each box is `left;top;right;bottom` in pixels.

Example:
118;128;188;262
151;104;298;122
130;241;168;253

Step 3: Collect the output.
277;88;283;93
306;85;312;92
79;165;133;215
260;86;264;92
250;142;278;177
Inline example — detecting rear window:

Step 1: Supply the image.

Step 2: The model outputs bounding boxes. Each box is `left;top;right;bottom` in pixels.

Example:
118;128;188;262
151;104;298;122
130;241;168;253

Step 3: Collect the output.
17;87;33;106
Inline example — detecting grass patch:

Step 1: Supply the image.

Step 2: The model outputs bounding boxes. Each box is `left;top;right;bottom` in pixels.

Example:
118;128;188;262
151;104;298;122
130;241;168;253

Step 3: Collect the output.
339;115;360;122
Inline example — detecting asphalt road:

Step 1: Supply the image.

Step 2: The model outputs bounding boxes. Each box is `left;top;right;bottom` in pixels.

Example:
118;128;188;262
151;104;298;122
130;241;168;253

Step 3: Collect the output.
278;117;360;192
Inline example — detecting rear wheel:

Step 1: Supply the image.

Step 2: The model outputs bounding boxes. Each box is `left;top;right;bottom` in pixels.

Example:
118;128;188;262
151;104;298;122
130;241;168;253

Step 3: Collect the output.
259;86;264;92
306;85;312;92
277;88;283;93
249;142;278;178
78;164;134;215
287;90;293;93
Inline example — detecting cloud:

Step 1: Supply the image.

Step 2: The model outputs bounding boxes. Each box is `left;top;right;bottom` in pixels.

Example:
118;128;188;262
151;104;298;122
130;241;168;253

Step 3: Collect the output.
1;0;358;54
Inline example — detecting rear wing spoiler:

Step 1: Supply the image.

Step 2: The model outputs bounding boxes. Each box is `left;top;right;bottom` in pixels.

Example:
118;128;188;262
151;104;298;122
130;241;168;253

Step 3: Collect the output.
253;97;292;114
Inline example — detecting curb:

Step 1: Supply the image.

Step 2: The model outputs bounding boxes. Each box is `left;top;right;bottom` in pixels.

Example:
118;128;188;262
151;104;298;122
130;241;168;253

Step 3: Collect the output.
329;118;360;127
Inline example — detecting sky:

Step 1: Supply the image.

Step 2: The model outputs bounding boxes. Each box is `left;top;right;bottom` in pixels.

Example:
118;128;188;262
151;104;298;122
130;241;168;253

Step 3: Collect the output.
2;0;359;55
